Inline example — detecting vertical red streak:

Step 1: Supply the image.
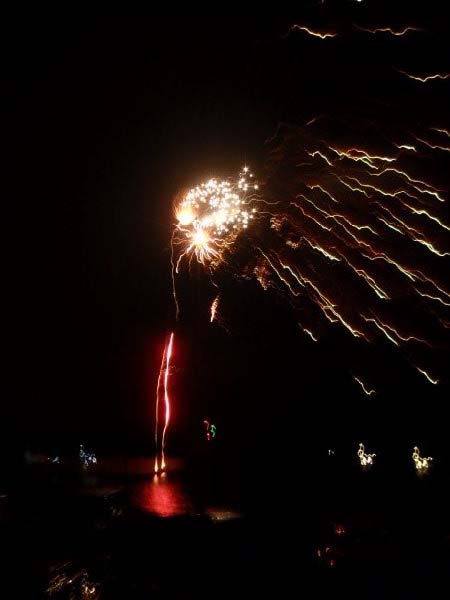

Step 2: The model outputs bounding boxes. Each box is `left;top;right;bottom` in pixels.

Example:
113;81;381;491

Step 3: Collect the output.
154;343;167;473
161;332;174;470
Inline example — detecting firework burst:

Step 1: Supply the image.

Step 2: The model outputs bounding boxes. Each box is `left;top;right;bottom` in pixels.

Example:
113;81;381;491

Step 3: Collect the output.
158;7;449;469
169;118;449;390
173;167;259;272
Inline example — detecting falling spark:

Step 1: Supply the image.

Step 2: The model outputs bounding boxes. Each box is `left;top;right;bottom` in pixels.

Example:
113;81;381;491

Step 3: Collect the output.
288;25;337;39
302;326;318;342
308;150;333;166
415;367;439;385
412;237;449;257
415;289;450;306
170;232;180;321
210;295;220;322
403;206;450;231
329;145;397;165
356;25;422;36
395;143;417;152
353;376;376;396
414;135;450;153
397;69;450;82
431;127;450;138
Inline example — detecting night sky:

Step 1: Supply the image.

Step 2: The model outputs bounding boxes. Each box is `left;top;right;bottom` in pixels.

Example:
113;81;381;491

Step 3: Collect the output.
6;4;449;465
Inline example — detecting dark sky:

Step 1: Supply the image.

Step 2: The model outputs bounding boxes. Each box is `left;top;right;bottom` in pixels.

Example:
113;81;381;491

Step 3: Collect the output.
5;5;449;460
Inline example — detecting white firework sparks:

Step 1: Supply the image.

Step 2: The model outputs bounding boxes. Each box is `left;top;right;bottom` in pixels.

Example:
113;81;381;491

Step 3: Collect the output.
173;167;258;270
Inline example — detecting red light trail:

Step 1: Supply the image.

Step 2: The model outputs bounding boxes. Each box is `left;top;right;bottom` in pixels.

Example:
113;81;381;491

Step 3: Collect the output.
154;332;175;473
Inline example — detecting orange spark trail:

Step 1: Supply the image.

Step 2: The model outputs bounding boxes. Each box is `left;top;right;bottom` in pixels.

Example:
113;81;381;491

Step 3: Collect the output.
210;295;220;322
431;127;450;138
395;143;417;152
302;326;318;342
415;289;450;307
356;25;422;36
161;332;174;471
415;367;439;385
288;25;337;39
170;231;180;321
353;376;376;396
414;135;450;153
397;70;450;82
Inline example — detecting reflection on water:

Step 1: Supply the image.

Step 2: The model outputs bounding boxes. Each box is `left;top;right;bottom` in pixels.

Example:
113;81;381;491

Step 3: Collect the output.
132;475;194;517
131;475;243;520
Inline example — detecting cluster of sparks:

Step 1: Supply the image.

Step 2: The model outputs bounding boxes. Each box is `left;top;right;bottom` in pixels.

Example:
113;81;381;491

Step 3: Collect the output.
260;121;449;386
169;123;449;391
157;10;449;466
173;167;258;272
154;332;174;473
357;442;376;467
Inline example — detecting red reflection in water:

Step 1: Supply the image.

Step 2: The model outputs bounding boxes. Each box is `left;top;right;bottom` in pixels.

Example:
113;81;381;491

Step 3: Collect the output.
133;477;191;517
